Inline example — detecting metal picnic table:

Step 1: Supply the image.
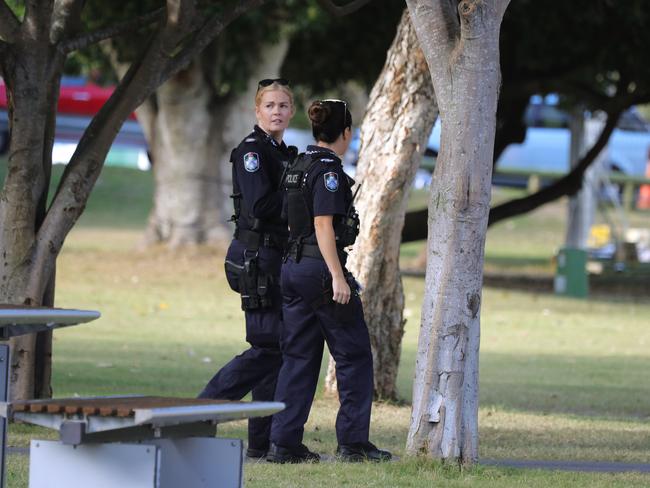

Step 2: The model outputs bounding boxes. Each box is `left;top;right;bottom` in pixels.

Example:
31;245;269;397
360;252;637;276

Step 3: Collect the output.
0;306;283;487
0;305;101;487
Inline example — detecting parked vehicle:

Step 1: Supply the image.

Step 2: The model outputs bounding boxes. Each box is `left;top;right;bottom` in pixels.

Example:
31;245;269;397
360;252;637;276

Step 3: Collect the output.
428;96;650;185
334;128;434;189
0;76;149;169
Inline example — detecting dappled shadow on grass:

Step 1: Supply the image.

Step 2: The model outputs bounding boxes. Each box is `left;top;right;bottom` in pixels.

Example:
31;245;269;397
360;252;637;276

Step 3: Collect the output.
402;270;650;304
397;349;650;420
480;352;650;420
480;415;650;463
484;255;553;270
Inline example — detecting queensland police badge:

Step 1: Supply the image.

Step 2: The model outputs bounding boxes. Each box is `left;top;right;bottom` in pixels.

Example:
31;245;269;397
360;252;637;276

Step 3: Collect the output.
244;152;260;172
324;172;339;192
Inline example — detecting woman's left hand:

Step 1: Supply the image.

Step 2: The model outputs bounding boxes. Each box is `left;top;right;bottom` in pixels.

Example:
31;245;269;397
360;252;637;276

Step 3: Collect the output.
332;274;351;304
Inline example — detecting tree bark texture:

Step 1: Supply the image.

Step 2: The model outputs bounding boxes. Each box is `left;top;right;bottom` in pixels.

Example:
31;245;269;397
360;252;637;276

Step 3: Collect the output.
405;0;510;464
0;38;64;399
322;11;438;400
142;39;289;247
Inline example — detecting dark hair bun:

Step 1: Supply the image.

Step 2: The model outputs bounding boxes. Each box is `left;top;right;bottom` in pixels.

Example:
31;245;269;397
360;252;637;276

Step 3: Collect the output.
308;102;330;125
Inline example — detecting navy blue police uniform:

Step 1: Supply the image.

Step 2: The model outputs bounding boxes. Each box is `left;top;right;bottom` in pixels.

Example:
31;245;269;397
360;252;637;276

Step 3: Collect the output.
199;125;296;456
270;145;374;450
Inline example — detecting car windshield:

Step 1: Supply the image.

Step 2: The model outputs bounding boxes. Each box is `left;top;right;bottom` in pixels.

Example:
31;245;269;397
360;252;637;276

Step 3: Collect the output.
616;109;650;132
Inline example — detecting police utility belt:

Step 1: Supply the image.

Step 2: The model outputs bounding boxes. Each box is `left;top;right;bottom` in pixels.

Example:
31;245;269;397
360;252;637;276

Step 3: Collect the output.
234;228;287;251
225;228;287;311
286;241;347;263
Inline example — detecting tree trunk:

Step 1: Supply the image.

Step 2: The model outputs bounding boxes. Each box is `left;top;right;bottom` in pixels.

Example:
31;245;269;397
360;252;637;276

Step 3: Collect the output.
141;40;289;247
565;111;609;249
0;42;62;400
405;0;510;464
323;11;438;400
565;108;590;247
142;58;229;247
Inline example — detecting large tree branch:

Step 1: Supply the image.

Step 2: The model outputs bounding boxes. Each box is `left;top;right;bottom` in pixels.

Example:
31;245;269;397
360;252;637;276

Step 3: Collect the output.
563;80;650;113
0;1;20;42
458;0;493;39
402;108;626;242
406;0;460;109
487;109;623;227
316;0;373;16
26;41;154;298
60;8;165;53
24;0;54;41
160;0;267;82
50;0;85;43
166;0;194;31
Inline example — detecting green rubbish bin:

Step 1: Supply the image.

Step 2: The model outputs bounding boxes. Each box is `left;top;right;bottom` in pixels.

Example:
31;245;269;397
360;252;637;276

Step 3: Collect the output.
554;247;588;298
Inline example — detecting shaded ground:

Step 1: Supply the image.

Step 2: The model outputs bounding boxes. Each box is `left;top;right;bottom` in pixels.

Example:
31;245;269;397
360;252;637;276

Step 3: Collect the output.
402;268;650;298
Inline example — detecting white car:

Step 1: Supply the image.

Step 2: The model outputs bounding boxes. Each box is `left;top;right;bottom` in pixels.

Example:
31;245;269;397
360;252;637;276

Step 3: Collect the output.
428;96;650;185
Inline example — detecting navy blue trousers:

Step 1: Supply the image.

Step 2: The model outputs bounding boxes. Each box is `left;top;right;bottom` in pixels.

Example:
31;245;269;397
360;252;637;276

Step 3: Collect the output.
270;256;373;447
199;239;282;451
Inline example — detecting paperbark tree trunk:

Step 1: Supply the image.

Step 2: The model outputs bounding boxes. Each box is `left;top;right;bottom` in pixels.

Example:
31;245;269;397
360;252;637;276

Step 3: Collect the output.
323;11;438;400
405;0;510;464
141;40;289;247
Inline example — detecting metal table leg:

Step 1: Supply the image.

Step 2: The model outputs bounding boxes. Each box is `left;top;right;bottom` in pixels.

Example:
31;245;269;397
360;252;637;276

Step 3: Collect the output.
0;344;9;488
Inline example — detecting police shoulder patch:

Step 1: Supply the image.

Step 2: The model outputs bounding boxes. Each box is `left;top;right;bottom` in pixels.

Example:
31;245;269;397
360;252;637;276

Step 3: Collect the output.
243;152;260;172
324;171;339;192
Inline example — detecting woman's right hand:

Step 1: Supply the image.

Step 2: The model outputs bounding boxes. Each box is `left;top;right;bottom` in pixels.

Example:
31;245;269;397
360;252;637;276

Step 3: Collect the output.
332;274;351;304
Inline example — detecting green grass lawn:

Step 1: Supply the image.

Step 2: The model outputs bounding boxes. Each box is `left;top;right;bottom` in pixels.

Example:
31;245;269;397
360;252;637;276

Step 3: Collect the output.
2;165;650;487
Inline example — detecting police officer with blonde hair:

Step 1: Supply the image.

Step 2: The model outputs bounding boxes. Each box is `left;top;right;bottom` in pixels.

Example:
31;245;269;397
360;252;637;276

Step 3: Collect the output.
199;79;296;459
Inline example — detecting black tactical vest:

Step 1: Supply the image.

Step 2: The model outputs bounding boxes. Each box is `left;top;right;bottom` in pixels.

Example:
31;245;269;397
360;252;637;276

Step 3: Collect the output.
283;152;360;250
284;153;321;245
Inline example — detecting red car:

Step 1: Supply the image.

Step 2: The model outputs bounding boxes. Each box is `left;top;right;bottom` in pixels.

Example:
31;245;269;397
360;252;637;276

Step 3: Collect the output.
0;76;135;118
0;77;146;165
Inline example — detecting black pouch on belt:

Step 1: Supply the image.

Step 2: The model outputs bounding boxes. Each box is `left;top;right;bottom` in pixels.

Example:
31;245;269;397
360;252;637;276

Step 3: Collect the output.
224;259;244;293
225;254;273;311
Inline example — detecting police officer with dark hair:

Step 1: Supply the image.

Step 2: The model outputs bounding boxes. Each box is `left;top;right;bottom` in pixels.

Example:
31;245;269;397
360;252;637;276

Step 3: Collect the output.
267;99;392;464
198;79;297;459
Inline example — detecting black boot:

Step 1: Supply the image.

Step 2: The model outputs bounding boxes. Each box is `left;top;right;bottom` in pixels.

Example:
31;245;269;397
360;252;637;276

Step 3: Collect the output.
337;441;392;462
246;446;268;459
267;443;320;464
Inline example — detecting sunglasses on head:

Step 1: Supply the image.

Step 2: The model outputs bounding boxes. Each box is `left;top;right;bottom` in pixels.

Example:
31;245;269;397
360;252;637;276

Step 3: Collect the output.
321;99;348;129
258;78;290;89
